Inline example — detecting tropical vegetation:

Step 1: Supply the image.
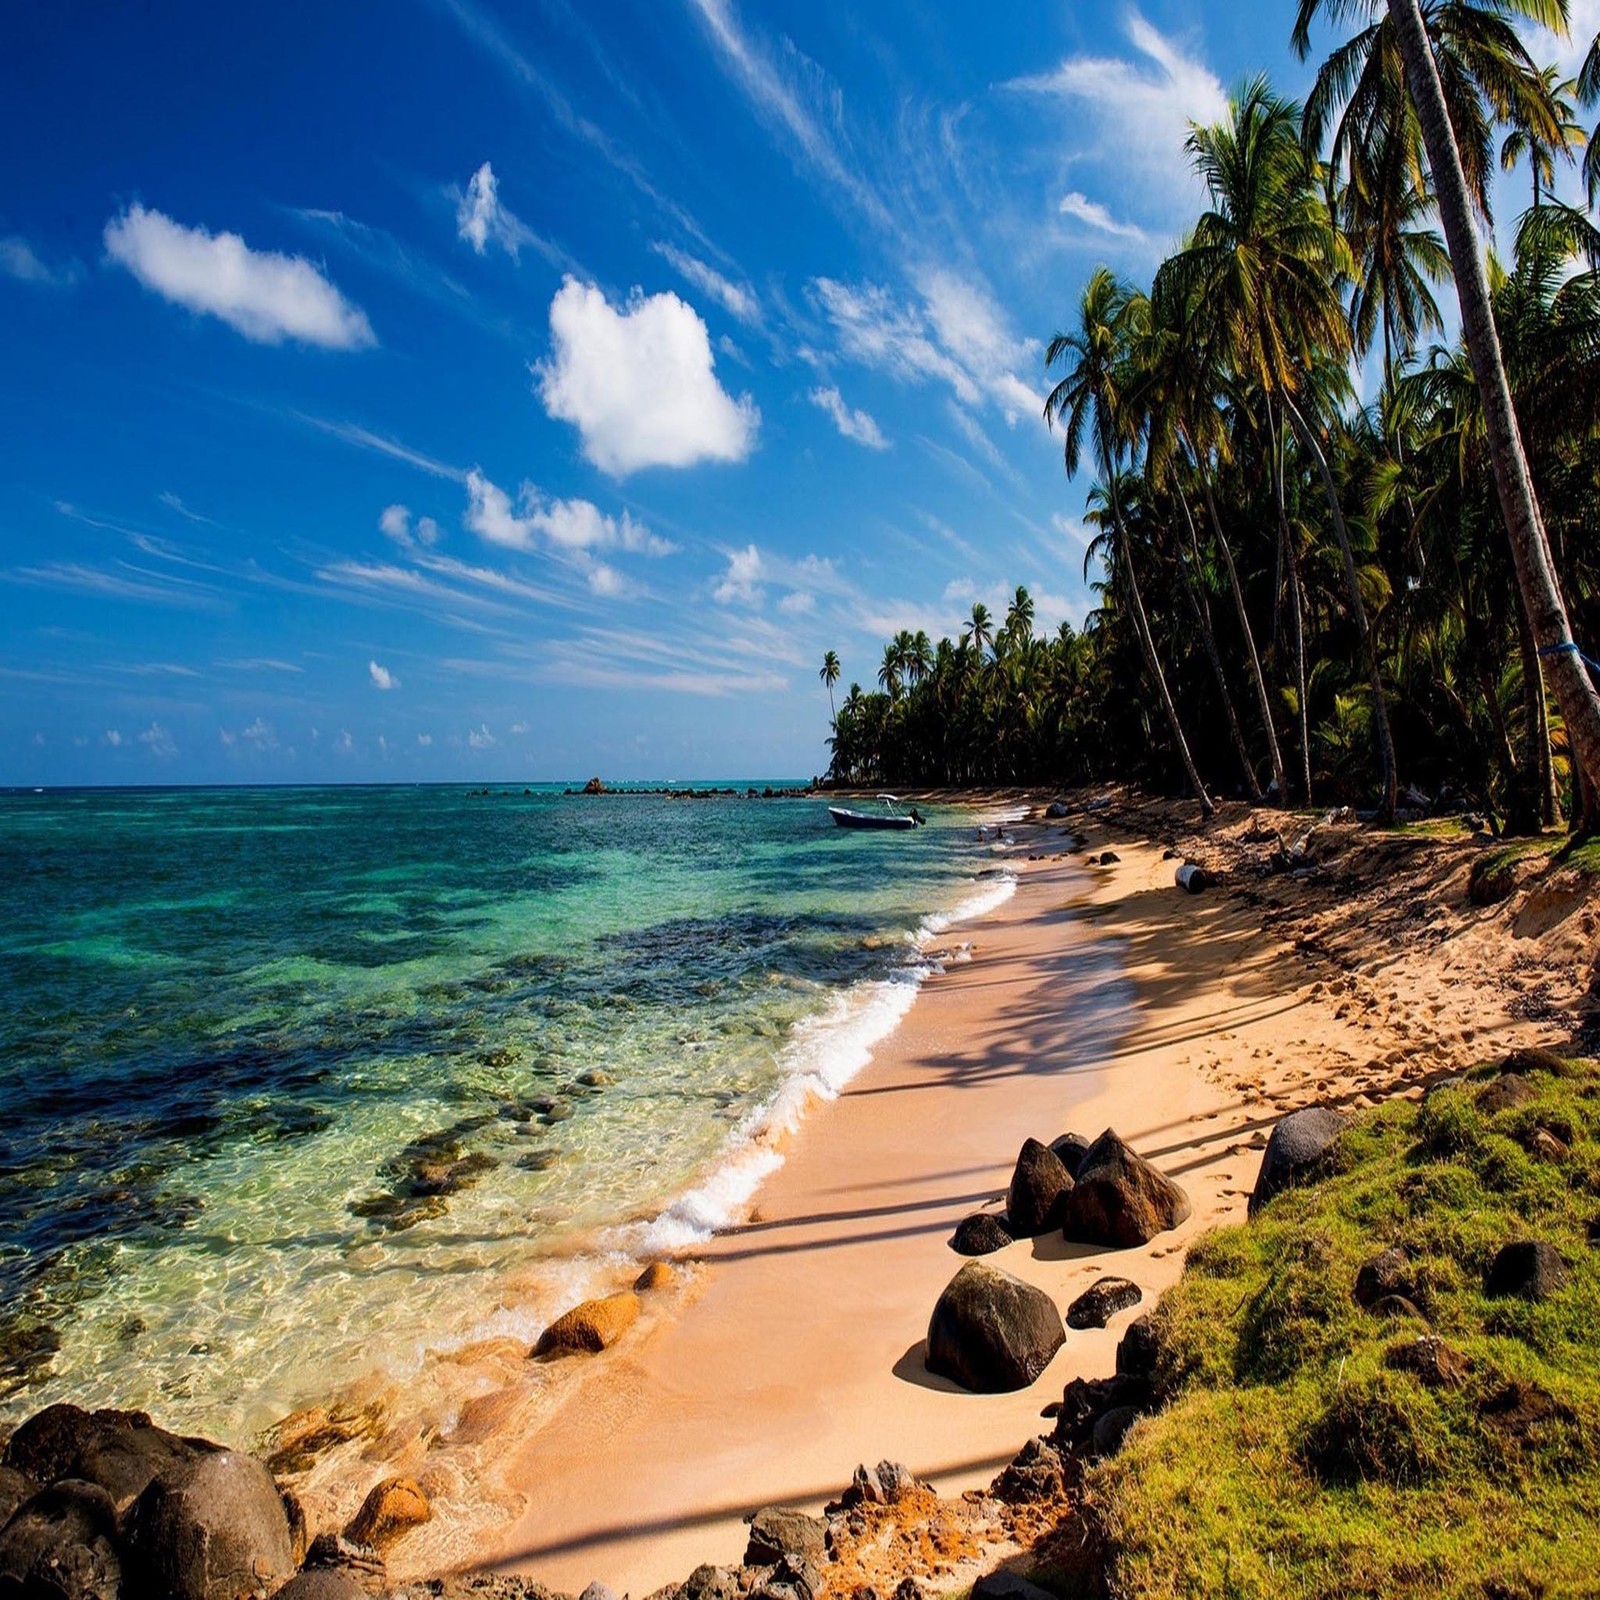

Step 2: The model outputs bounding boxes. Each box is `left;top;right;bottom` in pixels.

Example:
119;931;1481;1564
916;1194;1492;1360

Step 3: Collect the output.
822;0;1600;835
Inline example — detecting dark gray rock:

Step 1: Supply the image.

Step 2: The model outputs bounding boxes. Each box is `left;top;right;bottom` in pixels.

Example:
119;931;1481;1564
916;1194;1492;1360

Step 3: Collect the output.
949;1213;1013;1256
126;1448;295;1600
1385;1335;1469;1389
1044;802;1070;820
990;1438;1065;1505
1354;1247;1414;1310
1048;1133;1092;1180
1485;1240;1568;1301
743;1508;827;1568
1098;851;1120;865
1061;1131;1191;1248
749;1557;822;1600
0;1480;121;1600
2;1405;209;1515
680;1566;743;1600
926;1261;1065;1393
0;1466;38;1530
1115;1314;1159;1379
268;1574;371;1600
1248;1108;1349;1217
1053;1375;1149;1454
1065;1276;1143;1330
1006;1139;1074;1238
971;1572;1058;1600
845;1461;920;1507
1091;1406;1141;1459
579;1584;619;1600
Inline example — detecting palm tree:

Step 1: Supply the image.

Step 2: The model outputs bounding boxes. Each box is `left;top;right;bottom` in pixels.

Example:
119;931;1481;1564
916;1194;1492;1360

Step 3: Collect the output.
819;650;840;725
1005;585;1035;647
1578;29;1600;204
1046;267;1215;816
877;643;902;703
963;602;994;659
1500;64;1583;208
1164;76;1399;819
1324;0;1600;817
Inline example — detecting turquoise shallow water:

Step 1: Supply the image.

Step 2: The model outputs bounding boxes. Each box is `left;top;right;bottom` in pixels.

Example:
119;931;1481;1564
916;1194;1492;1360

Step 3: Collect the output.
0;784;1012;1438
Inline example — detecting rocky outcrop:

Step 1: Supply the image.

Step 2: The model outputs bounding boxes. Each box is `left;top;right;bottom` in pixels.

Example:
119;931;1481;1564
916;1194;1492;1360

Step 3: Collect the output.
2;1404;206;1515
949;1213;1013;1256
1248;1107;1348;1216
1005;1139;1074;1237
926;1262;1065;1393
744;1507;828;1567
126;1448;296;1600
1065;1277;1143;1330
344;1477;430;1551
532;1292;641;1358
0;1480;122;1600
1061;1131;1191;1248
1485;1240;1568;1301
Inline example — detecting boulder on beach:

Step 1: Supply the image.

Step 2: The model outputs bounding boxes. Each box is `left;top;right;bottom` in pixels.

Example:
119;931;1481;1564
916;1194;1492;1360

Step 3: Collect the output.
0;1480;122;1600
744;1506;828;1567
532;1291;641;1358
1065;1276;1144;1330
126;1448;295;1600
950;1213;1013;1256
926;1261;1065;1393
1248;1107;1349;1217
1049;1133;1092;1180
1061;1131;1191;1249
2;1404;208;1515
1006;1138;1074;1238
344;1476;430;1551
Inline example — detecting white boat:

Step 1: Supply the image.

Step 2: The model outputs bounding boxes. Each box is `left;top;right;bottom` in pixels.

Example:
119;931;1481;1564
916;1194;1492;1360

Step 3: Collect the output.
828;794;924;831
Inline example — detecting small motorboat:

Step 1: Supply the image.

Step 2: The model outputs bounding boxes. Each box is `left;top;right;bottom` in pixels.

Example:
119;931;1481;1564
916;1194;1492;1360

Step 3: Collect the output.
828;794;924;831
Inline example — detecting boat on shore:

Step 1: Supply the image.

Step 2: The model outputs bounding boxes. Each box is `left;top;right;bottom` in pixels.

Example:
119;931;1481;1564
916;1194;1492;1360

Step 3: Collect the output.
828;795;924;831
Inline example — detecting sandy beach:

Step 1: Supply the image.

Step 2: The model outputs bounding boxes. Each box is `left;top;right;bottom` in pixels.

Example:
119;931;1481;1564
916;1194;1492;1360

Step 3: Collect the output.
439;804;1563;1596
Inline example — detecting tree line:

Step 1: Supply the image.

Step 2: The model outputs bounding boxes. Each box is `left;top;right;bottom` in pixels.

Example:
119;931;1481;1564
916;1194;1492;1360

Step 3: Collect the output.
822;0;1600;833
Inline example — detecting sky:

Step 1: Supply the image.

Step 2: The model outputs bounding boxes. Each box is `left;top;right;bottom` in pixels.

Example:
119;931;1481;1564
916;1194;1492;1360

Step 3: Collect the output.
2;0;1593;785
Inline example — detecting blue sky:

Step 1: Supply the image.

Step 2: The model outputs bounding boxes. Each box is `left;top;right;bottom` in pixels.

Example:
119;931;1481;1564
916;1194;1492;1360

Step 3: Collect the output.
1;1;1587;784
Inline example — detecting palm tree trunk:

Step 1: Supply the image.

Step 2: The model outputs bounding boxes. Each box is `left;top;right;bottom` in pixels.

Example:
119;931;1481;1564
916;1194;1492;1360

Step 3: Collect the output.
1269;405;1313;803
1281;393;1400;823
1108;478;1214;817
1187;434;1287;803
1512;596;1560;830
1388;0;1600;819
1173;490;1263;802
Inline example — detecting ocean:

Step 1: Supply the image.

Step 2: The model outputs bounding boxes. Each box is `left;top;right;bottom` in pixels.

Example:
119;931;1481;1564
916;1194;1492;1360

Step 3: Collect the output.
0;784;1016;1443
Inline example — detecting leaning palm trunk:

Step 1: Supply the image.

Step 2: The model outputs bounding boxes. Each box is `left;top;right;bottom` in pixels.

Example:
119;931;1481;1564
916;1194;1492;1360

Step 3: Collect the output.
1281;394;1400;823
1187;434;1287;803
1388;0;1600;818
1109;482;1215;816
1173;491;1264;801
1269;408;1314;804
1512;598;1559;830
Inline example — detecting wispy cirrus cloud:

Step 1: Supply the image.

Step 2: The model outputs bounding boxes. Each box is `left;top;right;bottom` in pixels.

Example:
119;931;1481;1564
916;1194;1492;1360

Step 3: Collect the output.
1058;191;1149;242
1;235;83;288
104;204;375;348
455;161;549;260
809;386;889;450
649;241;761;326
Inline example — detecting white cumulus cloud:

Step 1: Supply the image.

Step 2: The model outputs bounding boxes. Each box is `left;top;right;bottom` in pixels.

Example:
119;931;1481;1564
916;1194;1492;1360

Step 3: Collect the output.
536;277;759;475
103;729;123;747
468;724;496;749
369;660;400;690
808;385;889;450
713;543;764;605
379;504;441;548
103;204;374;348
137;720;176;757
464;470;676;562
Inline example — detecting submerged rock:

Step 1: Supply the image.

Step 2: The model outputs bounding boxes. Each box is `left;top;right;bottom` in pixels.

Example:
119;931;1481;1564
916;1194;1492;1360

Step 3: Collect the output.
634;1261;676;1292
1061;1131;1191;1248
1006;1139;1074;1238
926;1261;1065;1393
1249;1107;1349;1216
532;1292;641;1358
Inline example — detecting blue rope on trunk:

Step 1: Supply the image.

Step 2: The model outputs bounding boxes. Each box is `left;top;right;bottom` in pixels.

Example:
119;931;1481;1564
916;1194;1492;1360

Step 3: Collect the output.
1537;641;1600;676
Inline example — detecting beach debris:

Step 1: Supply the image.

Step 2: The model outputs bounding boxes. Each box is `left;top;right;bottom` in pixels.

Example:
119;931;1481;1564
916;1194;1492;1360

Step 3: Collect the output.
1005;1139;1074;1238
1353;1248;1415;1311
344;1476;431;1551
1484;1240;1568;1301
925;1261;1065;1393
1248;1107;1350;1217
532;1291;641;1358
1060;1131;1192;1249
1048;1132;1092;1179
743;1507;828;1567
949;1213;1014;1256
125;1447;297;1600
1065;1277;1144;1330
1174;863;1212;893
634;1260;677;1292
0;1479;122;1600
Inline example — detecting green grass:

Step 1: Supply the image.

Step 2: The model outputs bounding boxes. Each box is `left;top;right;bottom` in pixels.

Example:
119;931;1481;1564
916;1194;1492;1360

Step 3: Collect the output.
1090;1054;1600;1600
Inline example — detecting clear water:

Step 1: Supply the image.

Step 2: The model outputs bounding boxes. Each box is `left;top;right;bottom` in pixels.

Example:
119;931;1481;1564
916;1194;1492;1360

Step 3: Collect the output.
0;785;1010;1440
